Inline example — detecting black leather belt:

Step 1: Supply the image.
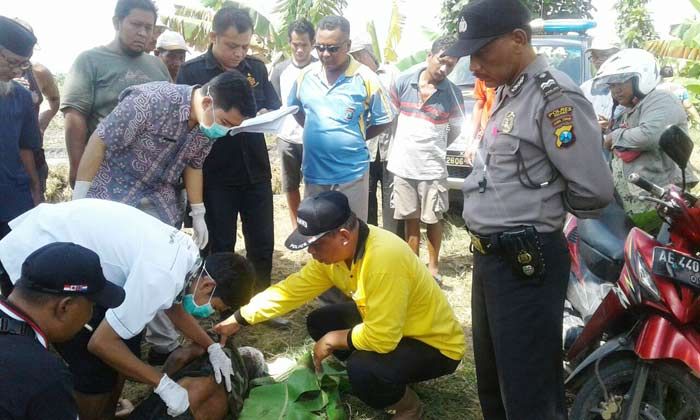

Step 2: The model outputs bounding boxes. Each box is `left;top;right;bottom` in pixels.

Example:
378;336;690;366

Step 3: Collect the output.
468;231;501;255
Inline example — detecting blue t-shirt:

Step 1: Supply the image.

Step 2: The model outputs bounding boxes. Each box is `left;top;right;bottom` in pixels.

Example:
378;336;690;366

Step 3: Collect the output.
288;58;395;185
0;82;40;222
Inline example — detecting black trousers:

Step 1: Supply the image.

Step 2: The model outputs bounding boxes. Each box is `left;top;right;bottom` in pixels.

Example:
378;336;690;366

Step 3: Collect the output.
203;182;274;291
54;305;143;393
306;302;460;409
367;155;383;226
471;231;569;420
0;222;10;240
367;154;403;238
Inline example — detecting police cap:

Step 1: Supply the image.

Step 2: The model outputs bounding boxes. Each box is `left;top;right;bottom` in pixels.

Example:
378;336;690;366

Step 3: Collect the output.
444;0;531;58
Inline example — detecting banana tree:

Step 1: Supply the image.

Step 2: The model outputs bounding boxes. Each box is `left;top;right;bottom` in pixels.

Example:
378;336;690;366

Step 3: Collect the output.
366;0;405;63
644;0;700;60
273;0;348;53
645;24;700;60
161;1;280;59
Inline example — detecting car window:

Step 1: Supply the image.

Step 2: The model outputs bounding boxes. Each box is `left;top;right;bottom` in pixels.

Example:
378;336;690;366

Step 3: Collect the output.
533;45;584;84
448;57;476;87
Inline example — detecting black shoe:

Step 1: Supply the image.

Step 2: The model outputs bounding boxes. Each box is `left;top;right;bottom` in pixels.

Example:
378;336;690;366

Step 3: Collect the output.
147;348;175;365
263;317;292;329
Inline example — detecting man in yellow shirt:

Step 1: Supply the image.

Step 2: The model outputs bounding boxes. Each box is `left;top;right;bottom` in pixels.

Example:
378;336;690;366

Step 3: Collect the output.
215;191;464;418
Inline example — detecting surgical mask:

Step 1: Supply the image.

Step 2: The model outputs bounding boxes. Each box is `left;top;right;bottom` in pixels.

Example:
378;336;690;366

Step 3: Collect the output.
182;265;216;319
182;294;215;318
199;87;230;139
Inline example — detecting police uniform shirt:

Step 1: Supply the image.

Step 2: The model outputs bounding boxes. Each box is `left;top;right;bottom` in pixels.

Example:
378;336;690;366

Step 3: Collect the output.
176;49;282;186
0;300;78;420
462;55;614;235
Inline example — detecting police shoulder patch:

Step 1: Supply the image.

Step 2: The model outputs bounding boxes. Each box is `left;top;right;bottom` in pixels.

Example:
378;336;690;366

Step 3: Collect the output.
536;71;561;100
547;104;575;148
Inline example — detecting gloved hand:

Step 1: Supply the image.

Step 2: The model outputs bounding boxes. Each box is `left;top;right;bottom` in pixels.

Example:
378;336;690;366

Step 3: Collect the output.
208;343;233;392
189;203;208;249
154;374;190;417
72;181;92;200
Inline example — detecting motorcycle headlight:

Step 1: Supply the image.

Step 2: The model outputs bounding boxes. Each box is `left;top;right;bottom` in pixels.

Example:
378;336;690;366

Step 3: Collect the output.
634;252;661;302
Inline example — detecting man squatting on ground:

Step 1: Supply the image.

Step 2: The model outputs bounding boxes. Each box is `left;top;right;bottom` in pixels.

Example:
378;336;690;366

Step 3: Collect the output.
215;191;466;419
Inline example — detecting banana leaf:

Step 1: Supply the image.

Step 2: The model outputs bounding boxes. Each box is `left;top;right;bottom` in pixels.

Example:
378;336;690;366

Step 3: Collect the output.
239;353;349;420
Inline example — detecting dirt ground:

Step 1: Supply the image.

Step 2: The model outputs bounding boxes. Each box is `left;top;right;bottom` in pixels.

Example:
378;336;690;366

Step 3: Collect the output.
41;113;700;419
42;119;482;419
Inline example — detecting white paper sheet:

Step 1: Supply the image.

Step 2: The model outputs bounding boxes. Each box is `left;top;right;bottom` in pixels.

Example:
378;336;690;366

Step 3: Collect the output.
226;105;299;136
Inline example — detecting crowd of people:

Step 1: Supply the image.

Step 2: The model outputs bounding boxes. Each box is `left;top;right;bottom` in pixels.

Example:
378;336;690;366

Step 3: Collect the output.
0;0;696;418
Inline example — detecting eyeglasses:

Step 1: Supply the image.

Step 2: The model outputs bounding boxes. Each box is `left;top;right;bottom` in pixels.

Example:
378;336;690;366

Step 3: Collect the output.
314;44;343;53
0;49;31;71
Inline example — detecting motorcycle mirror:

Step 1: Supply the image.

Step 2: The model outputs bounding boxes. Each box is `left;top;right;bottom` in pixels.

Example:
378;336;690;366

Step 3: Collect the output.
660;125;693;171
659;125;693;191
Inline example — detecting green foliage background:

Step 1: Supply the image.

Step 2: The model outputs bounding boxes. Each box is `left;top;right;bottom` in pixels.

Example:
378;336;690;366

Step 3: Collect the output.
615;0;657;48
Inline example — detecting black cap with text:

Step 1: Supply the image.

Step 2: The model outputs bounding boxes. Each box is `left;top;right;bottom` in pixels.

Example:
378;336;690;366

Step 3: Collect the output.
444;0;531;58
285;191;351;250
17;242;125;309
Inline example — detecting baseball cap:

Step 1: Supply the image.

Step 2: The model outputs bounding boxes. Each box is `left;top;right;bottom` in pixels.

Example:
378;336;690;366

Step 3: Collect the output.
284;191;352;250
444;0;531;58
349;36;373;54
0;15;37;57
17;242;125;309
156;30;188;51
586;36;621;53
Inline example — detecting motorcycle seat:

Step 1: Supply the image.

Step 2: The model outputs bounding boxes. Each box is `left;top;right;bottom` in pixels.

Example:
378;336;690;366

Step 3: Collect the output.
577;201;632;262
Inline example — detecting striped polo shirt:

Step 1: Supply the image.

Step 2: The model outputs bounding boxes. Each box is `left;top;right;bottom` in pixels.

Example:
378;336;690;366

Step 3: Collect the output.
288;57;395;185
387;67;464;180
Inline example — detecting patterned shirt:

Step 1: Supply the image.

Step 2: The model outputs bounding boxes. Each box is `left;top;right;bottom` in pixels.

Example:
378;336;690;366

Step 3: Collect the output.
387;67;464;180
87;82;213;226
288;58;395;185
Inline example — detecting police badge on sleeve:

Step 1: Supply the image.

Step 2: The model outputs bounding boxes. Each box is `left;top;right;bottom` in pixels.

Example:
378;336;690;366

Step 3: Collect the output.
547;106;576;148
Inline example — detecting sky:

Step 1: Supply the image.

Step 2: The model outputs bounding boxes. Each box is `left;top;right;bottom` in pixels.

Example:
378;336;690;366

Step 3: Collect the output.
1;0;697;74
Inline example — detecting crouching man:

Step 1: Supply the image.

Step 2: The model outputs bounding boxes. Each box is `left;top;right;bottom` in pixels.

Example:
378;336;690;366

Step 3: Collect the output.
0;199;256;420
0;242;125;420
215;191;465;418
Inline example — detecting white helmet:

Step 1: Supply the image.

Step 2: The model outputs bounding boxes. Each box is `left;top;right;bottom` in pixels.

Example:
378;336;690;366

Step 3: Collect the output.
593;48;660;96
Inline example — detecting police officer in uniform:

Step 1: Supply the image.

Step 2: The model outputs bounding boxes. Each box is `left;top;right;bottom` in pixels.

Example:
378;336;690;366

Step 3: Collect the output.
445;0;614;418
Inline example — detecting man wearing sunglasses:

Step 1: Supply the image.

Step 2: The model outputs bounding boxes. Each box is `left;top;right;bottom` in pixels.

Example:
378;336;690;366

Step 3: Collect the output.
0;16;43;242
288;16;395;226
0;199;257;420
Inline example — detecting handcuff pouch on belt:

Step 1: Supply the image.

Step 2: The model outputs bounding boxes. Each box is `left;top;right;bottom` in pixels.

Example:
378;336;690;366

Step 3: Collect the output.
498;226;546;279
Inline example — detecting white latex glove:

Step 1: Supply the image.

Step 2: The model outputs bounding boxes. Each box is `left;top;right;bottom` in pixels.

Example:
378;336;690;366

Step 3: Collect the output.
208;343;233;392
154;374;190;417
72;181;92;200
189;203;208;249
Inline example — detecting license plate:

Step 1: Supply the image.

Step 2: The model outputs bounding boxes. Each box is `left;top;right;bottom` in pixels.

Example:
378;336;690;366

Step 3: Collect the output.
651;247;700;288
446;154;467;167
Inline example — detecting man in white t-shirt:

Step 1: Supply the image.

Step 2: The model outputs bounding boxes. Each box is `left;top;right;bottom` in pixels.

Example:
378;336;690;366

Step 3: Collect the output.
387;36;463;280
0;199;256;420
270;19;317;227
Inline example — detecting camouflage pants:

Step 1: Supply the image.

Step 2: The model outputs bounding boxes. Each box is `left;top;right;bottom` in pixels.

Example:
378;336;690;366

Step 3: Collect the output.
128;347;249;420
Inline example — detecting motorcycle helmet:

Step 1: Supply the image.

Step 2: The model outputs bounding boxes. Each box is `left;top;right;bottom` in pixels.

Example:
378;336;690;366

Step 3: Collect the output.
593;48;660;98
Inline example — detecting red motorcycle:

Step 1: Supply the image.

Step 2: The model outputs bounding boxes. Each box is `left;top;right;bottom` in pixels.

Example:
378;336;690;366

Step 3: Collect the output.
565;126;700;419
